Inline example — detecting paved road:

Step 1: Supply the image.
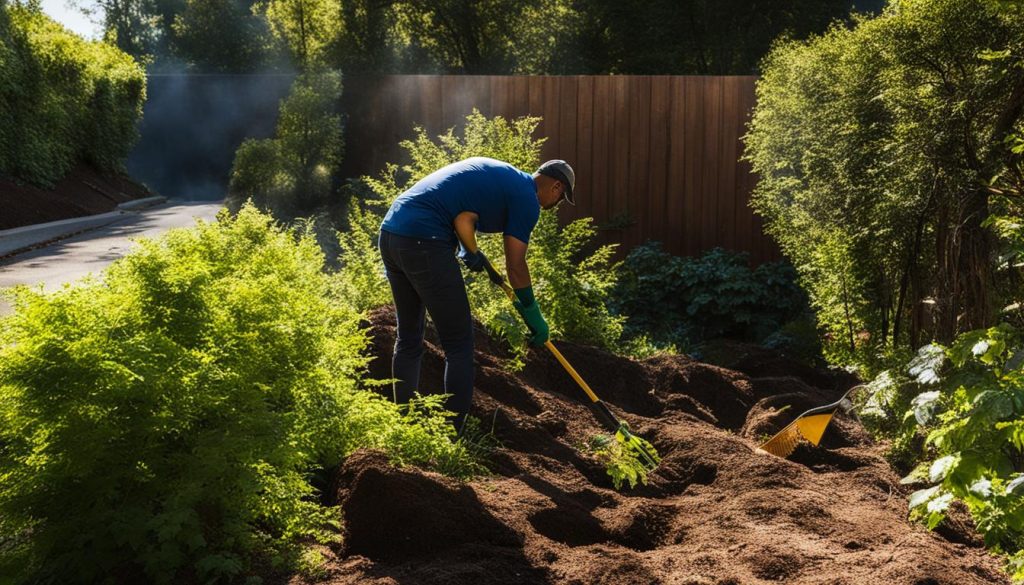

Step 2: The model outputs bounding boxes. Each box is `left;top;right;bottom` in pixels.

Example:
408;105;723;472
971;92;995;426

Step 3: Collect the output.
0;200;223;316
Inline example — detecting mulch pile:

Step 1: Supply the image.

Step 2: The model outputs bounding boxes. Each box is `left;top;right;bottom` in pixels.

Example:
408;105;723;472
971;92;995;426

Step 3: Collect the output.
0;165;150;230
292;306;1008;584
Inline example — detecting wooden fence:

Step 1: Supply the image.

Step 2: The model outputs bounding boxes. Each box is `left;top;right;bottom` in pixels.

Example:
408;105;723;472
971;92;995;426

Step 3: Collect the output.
341;75;780;264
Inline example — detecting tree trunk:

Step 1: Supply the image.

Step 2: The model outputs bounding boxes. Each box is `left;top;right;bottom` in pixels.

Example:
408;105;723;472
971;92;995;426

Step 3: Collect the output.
956;186;994;331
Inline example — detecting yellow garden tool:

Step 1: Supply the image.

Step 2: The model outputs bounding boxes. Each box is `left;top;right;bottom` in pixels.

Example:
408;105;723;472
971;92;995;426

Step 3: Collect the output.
758;386;860;458
454;225;660;471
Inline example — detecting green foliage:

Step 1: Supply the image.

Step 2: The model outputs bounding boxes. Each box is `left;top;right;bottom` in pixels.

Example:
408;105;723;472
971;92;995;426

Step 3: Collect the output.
338;110;624;358
79;0;862;74
862;119;1024;577
171;0;272;71
745;0;1024;362
330;182;393;312
566;0;858;75
228;70;343;219
0;4;146;186
610;242;808;350
586;431;655;490
98;0;163;61
0;204;480;583
894;324;1024;578
258;0;339;69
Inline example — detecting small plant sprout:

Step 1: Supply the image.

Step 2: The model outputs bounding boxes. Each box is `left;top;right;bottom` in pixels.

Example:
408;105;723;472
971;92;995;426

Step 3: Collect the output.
588;430;659;490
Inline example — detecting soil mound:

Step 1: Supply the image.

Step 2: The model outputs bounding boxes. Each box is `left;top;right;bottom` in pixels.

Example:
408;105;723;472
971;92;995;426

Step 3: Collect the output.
296;306;1008;584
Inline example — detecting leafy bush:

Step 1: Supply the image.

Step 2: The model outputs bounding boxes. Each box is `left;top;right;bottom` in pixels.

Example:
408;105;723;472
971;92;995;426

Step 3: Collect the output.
228;70;343;219
887;325;1024;579
858;123;1024;577
337;110;624;359
0;204;480;583
610;242;808;350
0;5;146;186
744;0;1024;361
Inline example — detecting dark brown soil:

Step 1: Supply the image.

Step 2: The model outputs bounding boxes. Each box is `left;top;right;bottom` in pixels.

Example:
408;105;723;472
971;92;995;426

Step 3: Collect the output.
289;306;1008;585
0;165;150;230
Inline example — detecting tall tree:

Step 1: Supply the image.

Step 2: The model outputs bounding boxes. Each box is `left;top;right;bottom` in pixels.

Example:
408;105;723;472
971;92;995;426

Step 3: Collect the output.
171;0;272;71
73;0;160;59
259;0;339;69
744;0;1024;361
563;0;856;74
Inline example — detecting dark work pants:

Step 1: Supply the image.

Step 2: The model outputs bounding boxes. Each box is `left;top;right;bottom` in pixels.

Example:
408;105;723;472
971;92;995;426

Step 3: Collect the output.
378;230;474;433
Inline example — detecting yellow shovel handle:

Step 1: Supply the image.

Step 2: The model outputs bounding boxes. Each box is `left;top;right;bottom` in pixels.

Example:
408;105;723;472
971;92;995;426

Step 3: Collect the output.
453;213;600;405
543;341;601;405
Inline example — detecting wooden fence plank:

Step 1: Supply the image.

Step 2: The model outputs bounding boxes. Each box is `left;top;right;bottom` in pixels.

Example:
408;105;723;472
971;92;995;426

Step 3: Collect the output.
512;76;529;119
611;76;631;245
471;75;490;118
667;77;687;255
557;76;579;223
489;76;507;117
718;77;741;252
683;77;704;258
648;77;671;247
590;76;613;235
735;76;756;263
541;76;560;162
624;76;650;250
575;76;595;224
418;75;443;139
701;77;722;253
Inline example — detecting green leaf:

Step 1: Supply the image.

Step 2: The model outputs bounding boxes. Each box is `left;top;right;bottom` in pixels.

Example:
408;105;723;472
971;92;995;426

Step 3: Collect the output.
901;460;931;485
927;492;955;515
929;455;959;483
911;391;941;426
969;478;992;498
908;344;945;385
909;485;940;510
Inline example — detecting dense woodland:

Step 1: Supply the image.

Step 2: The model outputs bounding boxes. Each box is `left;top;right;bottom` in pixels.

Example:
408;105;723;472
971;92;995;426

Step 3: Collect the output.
69;0;881;74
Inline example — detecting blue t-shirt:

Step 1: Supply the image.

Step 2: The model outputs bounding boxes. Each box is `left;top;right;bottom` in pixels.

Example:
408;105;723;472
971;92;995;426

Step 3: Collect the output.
381;157;540;244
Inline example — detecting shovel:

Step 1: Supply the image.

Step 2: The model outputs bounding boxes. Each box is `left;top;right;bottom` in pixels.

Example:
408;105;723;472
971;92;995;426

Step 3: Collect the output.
454;225;660;471
757;385;861;458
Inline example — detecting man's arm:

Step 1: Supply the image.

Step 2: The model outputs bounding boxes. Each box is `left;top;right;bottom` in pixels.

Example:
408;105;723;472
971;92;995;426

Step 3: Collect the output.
454;211;479;245
503;235;531;289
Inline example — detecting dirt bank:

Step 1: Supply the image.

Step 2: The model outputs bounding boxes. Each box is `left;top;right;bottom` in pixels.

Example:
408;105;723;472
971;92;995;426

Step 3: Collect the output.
292;306;1007;585
0;165;150;230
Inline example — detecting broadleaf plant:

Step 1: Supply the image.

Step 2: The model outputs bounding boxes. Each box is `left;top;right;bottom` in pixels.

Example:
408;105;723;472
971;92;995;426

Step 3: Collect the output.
898;324;1024;576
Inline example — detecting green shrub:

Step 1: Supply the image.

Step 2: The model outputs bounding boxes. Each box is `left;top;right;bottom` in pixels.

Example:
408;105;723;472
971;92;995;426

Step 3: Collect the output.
0;204;479;583
337;110;624;359
0;5;145;186
228;137;292;211
610;243;808;350
228;70;343;219
744;0;1024;361
890;325;1024;579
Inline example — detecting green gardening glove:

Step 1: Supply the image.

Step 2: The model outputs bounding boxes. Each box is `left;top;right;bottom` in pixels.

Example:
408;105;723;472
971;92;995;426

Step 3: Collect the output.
513;286;549;346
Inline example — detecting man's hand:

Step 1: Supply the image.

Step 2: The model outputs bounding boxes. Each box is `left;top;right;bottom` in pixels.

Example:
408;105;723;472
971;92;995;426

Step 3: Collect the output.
458;246;486;272
514;300;550;346
513;286;549;346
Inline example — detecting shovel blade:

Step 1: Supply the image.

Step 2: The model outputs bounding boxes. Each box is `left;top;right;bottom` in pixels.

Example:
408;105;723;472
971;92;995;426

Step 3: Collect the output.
758;421;801;458
796;412;835;446
758;410;838;459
